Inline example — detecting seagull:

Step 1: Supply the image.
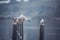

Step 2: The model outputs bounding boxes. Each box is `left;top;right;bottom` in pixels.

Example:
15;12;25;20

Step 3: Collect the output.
13;14;30;24
40;19;44;25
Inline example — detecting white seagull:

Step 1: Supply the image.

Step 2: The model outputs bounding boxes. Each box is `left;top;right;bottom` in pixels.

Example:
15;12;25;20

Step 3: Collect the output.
14;14;30;24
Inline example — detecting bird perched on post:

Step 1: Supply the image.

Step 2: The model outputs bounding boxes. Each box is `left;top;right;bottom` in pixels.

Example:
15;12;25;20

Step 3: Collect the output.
40;19;44;25
13;13;30;25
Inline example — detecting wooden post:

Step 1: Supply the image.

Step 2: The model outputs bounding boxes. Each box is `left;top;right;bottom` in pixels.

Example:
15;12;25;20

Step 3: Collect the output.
40;19;44;40
40;25;44;40
12;22;23;40
12;14;28;40
20;22;23;40
12;21;17;40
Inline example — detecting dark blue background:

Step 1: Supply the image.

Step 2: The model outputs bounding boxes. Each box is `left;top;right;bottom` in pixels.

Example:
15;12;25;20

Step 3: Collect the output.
0;0;60;40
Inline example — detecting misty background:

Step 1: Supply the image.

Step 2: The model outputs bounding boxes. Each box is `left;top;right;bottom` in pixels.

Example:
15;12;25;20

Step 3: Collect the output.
0;0;60;40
